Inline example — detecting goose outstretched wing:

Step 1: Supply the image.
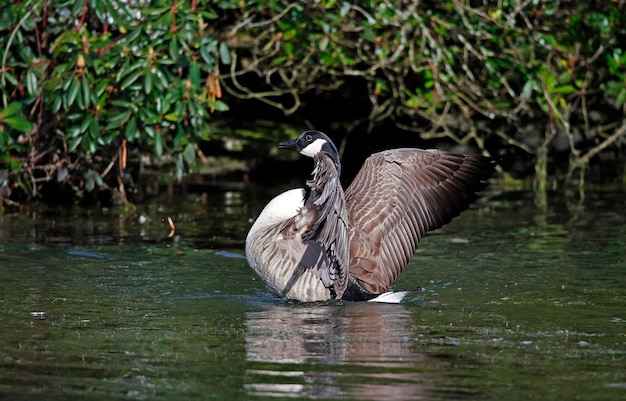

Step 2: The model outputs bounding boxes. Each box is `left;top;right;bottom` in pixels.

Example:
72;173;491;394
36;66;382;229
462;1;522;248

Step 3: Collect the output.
247;213;337;302
345;149;495;294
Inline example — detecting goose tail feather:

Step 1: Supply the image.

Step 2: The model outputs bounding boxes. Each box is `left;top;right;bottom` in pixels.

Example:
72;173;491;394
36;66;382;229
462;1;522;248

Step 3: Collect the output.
367;291;409;304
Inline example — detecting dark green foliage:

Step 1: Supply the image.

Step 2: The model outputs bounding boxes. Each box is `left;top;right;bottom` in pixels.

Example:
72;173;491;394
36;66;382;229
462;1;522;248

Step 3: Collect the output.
1;0;228;203
1;1;625;206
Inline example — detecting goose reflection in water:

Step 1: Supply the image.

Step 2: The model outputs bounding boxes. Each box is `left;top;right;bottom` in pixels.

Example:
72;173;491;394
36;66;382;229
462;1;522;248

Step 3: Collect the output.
244;302;432;400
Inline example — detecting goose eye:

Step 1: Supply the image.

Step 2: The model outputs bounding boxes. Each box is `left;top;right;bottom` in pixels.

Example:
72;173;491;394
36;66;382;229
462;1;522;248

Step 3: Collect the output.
305;134;312;142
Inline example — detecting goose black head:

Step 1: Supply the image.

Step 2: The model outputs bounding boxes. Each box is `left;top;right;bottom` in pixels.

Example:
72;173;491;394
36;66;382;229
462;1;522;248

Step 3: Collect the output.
278;130;341;174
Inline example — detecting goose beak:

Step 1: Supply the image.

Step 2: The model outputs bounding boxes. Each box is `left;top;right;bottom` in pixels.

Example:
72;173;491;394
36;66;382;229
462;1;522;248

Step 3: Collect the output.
278;138;299;151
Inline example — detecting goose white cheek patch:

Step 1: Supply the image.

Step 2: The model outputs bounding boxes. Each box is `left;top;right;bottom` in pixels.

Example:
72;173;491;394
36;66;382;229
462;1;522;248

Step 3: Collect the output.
300;138;327;157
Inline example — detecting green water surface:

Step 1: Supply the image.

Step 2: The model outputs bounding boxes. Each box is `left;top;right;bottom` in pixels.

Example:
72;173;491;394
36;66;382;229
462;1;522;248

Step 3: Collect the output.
0;188;624;400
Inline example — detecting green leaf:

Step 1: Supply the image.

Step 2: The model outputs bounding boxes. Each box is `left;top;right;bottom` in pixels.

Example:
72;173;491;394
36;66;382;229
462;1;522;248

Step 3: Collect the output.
553;85;575;95
106;110;131;129
1;102;21;117
26;70;39;96
94;173;103;187
219;42;231;65
52;95;63;113
95;78;110;98
189;61;200;86
79;114;93;134
125;117;138;141
66;125;81;138
155;132;164;156
164;113;179;122
154;67;169;88
76;81;84;109
169;36;179;61
521;80;533;99
270;56;287;66
3;116;34;132
69;135;82;152
110;99;131;108
120;68;143;90
87;136;96;154
81;75;91;108
85;174;95;192
200;42;214;65
2;70;17;86
210;100;229;112
124;24;143;44
183;143;196;164
284;42;293;56
283;29;297;41
144;69;153;94
201;8;219;19
66;76;79;107
145;125;155;139
89;118;100;141
363;26;376;42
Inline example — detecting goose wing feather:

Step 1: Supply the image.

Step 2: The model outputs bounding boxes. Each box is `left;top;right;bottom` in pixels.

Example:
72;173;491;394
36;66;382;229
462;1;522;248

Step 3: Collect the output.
345;148;495;294
247;213;335;302
303;154;350;298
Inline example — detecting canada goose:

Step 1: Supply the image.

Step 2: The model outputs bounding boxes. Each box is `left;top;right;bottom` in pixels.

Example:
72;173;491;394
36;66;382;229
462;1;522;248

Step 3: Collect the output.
246;131;496;302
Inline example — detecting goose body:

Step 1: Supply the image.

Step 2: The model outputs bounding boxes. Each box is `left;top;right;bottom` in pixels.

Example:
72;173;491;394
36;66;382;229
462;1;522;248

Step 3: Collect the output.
246;131;495;302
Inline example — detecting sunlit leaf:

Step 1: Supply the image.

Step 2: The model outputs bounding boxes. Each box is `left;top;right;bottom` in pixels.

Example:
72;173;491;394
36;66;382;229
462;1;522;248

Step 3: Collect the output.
270;56;287;66
26;70;38;96
284;42;293;56
69;135;82;152
521;80;533;99
145;125;155;138
209;100;228;112
283;29;297;41
219;42;231;65
553;85;575;95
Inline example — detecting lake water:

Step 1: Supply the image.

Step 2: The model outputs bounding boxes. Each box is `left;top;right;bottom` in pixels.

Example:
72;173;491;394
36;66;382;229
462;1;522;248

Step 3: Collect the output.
0;185;624;400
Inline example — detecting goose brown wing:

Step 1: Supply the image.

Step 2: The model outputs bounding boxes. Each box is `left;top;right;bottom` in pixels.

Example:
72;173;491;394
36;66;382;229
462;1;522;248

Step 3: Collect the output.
247;214;336;302
345;148;495;294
